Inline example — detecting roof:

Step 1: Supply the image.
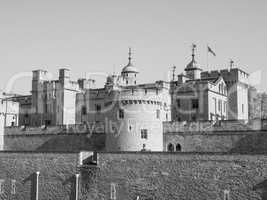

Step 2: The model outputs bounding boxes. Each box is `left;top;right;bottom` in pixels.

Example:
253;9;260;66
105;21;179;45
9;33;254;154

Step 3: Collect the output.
121;62;139;73
121;48;139;74
185;53;202;71
186;76;224;85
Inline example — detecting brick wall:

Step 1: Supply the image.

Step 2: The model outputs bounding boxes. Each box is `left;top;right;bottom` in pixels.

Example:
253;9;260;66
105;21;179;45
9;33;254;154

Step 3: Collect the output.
0;152;267;200
4;133;105;151
80;152;267;200
0;152;79;200
3;124;105;151
164;131;267;153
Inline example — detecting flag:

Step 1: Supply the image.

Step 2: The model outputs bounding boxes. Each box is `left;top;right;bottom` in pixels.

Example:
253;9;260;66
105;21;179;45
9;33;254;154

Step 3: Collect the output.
207;46;216;56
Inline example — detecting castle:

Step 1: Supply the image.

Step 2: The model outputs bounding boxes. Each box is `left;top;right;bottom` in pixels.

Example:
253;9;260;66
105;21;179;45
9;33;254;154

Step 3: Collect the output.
0;45;260;152
1;46;267;200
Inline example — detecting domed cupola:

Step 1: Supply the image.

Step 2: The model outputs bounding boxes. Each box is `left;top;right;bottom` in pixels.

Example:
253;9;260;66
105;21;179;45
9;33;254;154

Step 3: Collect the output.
185;44;202;80
121;48;139;85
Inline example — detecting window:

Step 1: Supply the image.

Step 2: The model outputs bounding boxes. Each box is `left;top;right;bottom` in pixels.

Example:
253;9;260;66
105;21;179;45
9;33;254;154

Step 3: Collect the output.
176;144;181;152
218;100;222;111
156;109;160;119
110;183;116;200
140;144;147;151
191;99;199;109
166;113;168;121
242;104;244;113
95;104;101;112
176;99;181;107
224;102;227;112
126;80;128;84
45;120;51;126
81;106;87;115
141;129;148;139
118;109;124;119
167;143;174;152
0;179;4;194
224;190;230;200
213;98;217;113
11;180;16;195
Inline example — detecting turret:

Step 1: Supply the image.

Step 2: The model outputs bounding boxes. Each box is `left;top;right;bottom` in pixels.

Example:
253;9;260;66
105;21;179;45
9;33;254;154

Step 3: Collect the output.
184;44;202;80
59;68;70;84
121;48;139;85
78;78;95;90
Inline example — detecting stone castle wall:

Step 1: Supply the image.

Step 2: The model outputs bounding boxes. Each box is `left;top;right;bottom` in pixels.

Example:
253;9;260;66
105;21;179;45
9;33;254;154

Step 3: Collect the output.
163;119;267;133
3;119;267;153
0;152;80;200
83;152;267;200
3;124;105;151
0;151;267;200
76;82;172;151
163;120;267;153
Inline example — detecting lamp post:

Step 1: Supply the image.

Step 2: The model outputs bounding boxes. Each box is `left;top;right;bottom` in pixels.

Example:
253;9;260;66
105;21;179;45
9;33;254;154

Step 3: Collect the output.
36;171;40;200
75;173;80;200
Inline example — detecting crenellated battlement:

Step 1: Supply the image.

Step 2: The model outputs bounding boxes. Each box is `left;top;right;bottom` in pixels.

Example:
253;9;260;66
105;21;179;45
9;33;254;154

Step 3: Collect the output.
201;68;249;85
163;119;267;133
86;82;170;103
4;123;105;136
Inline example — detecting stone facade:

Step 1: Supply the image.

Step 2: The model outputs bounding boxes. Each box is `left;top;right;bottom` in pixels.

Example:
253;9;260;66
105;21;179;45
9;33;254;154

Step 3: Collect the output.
3;124;105;151
76;81;171;151
163;120;267;152
3;119;267;154
201;67;249;120
16;68;94;127
0;151;266;200
248;86;267;119
0;152;79;200
0;94;19;150
171;76;228;121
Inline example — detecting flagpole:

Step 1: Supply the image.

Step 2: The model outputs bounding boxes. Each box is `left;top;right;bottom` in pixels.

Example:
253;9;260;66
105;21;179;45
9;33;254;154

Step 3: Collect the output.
206;44;209;70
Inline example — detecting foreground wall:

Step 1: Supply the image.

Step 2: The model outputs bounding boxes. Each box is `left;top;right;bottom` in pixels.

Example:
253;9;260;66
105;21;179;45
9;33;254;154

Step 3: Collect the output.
82;152;267;200
0;152;79;200
0;152;267;200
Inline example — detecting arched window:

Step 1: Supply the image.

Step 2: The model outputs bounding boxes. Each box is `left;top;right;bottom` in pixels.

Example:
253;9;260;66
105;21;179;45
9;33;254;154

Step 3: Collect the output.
167;143;174;152
176;143;181;152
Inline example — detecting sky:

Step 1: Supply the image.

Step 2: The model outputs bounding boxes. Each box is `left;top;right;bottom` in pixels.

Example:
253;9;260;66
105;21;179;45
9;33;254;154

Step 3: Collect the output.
0;0;267;94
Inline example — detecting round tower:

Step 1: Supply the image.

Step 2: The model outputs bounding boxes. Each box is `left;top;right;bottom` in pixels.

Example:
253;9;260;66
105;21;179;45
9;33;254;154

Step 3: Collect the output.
105;87;171;151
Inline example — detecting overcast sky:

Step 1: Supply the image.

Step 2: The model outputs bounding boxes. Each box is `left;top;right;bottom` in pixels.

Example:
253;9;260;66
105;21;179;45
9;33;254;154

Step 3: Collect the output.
0;0;266;94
